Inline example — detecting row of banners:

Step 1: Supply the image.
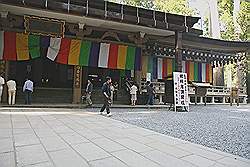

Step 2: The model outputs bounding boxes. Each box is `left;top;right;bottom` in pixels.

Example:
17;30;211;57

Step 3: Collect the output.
0;31;213;82
141;56;213;82
0;31;141;70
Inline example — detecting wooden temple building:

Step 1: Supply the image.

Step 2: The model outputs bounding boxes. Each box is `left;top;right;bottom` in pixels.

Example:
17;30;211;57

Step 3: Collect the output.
0;0;249;104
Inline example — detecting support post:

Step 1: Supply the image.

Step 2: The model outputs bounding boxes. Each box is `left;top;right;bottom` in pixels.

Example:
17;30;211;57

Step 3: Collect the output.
175;31;183;72
0;61;9;103
222;96;226;104
72;65;82;104
200;96;203;104
134;70;142;91
211;96;215;104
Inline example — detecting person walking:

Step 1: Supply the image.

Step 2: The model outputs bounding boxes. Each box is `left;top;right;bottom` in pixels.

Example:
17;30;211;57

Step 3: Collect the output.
7;79;16;105
100;76;112;117
130;83;138;106
147;83;155;105
85;79;93;107
23;78;33;104
145;81;150;105
0;75;5;103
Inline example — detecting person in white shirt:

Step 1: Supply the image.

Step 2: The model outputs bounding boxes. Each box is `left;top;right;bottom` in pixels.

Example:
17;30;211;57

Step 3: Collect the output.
23;78;34;104
0;76;5;103
7;79;16;105
130;83;138;106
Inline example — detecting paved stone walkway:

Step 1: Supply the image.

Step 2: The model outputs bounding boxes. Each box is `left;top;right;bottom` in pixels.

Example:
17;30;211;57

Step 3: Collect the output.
0;108;249;167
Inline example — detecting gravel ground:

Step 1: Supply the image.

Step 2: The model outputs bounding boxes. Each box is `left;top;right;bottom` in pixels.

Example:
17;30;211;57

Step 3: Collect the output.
87;105;250;159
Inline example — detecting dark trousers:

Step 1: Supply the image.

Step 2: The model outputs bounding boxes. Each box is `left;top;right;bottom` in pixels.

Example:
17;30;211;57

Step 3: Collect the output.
25;90;32;104
100;98;110;114
147;95;154;105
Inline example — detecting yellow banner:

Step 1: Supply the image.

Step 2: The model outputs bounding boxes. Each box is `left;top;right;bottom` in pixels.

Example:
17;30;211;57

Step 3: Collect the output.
16;33;29;60
68;39;81;65
189;62;194;81
117;45;127;69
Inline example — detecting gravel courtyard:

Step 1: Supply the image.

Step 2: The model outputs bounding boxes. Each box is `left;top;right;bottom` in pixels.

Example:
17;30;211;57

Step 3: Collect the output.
88;105;250;159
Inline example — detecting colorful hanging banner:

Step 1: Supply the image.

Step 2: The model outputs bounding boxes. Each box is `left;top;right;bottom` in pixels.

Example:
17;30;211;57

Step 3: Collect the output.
108;44;118;69
89;42;100;67
157;58;163;79
16;33;29;61
28;34;40;59
68;39;81;65
1;32;41;61
202;63;206;82
126;46;136;70
3;32;17;61
98;43;110;68
162;58;167;78
117;45;127;69
0;31;142;71
79;41;91;66
56;38;71;64
47;37;61;61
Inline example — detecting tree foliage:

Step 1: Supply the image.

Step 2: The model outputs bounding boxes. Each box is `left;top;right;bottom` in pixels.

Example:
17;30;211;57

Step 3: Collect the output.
109;0;194;16
218;0;250;41
237;1;250;41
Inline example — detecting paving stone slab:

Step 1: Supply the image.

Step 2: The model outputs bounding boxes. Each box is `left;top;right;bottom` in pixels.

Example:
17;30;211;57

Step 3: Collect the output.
142;150;196;167
72;142;111;161
49;148;89;167
91;138;126;153
16;144;50;166
89;157;128;167
146;142;192;158
0;152;15;167
111;149;161;167
181;154;216;167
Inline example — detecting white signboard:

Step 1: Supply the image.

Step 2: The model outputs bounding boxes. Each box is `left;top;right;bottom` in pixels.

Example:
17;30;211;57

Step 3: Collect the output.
173;72;189;112
146;73;151;82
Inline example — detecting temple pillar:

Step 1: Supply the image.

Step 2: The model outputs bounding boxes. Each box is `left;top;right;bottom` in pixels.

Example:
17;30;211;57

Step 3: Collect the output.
200;97;203;104
222;96;226;104
72;65;82;104
175;31;183;72
134;70;142;91
0;61;8;103
211;96;215;103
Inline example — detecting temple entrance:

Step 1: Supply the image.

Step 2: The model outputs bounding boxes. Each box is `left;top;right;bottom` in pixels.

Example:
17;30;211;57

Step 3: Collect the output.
8;57;74;104
7;58;133;104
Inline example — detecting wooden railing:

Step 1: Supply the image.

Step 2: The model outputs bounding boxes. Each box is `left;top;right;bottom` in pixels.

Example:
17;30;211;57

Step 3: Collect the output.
140;81;248;104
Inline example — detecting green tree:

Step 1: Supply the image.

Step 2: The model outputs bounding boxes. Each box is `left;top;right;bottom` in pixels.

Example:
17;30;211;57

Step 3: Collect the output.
109;0;194;16
154;0;194;16
237;1;250;41
218;0;235;40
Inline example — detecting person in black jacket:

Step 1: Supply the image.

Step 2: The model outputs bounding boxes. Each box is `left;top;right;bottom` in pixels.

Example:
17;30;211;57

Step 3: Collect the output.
100;76;112;116
85;79;93;107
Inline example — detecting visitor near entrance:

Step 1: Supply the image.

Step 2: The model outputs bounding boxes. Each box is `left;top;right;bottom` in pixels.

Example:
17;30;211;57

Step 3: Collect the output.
85;79;93;107
0;75;5;103
100;76;112;117
130;83;138;106
23;78;34;104
6;79;16;105
147;83;155;105
110;83;115;104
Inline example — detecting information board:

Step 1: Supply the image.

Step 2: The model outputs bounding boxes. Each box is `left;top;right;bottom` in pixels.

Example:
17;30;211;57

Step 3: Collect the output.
173;72;189;112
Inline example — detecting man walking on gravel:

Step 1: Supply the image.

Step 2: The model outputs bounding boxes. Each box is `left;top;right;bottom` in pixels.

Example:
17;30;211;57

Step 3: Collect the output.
100;76;112;117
